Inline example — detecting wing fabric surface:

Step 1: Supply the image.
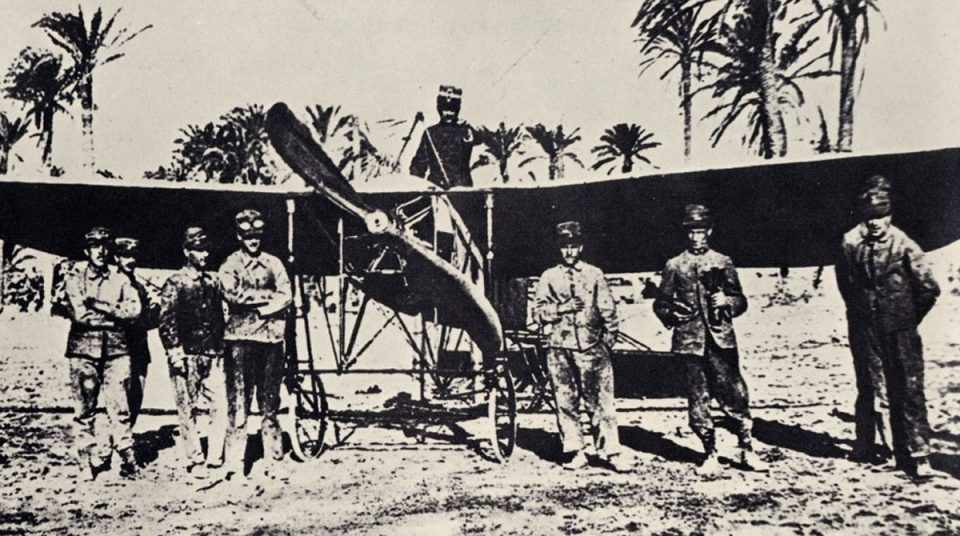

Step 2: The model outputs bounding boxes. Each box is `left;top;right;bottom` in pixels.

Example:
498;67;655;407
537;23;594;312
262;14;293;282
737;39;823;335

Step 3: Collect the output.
488;147;960;277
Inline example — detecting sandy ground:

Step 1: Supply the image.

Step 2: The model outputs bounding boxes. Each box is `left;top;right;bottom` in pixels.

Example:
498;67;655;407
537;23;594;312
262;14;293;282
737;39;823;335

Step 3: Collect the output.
2;265;960;535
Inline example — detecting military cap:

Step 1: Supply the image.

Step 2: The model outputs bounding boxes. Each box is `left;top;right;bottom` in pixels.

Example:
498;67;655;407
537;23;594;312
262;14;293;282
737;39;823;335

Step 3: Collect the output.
113;237;140;257
556;221;582;245
860;174;891;195
859;188;891;220
682;204;713;228
438;85;463;101
183;226;211;250
235;208;266;238
84;226;113;246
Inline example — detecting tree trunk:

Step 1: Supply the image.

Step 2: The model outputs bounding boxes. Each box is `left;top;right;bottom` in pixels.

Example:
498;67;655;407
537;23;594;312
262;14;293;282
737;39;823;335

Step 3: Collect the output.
0;152;8;175
753;0;787;159
0;239;5;311
42;108;54;165
681;60;693;160
622;154;633;174
836;17;858;152
549;155;558;181
81;73;95;172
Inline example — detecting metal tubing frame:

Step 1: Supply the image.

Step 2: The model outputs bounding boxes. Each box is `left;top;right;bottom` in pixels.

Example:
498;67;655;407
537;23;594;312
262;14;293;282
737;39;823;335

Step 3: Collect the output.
297;189;500;393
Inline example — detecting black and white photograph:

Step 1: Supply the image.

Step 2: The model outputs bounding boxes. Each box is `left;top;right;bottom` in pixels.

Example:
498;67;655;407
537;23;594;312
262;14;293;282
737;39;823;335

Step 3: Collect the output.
1;1;959;534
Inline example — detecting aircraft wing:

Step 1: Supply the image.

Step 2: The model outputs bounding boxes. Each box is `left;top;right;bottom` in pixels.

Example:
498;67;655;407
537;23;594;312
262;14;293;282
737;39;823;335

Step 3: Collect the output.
486;147;960;277
0;176;341;273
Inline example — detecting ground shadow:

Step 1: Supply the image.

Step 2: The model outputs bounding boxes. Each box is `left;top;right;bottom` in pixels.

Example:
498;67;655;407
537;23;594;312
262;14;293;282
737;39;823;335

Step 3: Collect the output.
516;426;563;463
618;425;701;464
134;424;177;465
517;424;702;466
929;452;960;480
751;417;850;459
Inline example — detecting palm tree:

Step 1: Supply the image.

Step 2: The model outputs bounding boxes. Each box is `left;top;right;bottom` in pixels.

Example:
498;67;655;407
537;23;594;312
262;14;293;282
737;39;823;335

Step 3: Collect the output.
0;112;31;175
472;122;525;183
5;47;75;166
811;0;882;152
632;0;724;159
591;123;661;175
166;105;287;185
305;104;389;180
698;0;835;158
33;6;152;171
519;123;583;181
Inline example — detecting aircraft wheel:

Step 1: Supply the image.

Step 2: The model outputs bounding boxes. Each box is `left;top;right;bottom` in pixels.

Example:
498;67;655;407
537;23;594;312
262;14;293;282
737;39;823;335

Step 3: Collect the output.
288;374;328;461
485;360;517;462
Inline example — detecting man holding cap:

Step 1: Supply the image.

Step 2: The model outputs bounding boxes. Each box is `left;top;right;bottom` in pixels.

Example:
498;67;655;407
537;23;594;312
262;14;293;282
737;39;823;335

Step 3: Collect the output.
159;227;234;476
836;175;941;479
533;221;630;472
61;226;143;479
219;209;292;478
114;237;160;427
653;204;766;475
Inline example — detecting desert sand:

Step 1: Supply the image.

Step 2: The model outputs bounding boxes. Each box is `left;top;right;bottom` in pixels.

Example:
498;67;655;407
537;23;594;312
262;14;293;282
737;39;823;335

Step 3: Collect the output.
1;262;959;535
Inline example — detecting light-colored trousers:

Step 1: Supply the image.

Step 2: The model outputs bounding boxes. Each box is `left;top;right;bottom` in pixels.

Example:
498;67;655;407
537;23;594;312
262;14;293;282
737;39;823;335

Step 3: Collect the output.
169;354;242;469
546;344;621;458
69;356;135;461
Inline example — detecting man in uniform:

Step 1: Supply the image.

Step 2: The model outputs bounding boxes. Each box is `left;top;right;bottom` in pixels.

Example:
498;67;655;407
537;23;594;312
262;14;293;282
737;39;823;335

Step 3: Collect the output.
409;85;476;189
60;227;142;479
159;227;236;476
836;176;941;479
114;237;160;427
653;204;767;475
219;209;293;478
533;221;630;472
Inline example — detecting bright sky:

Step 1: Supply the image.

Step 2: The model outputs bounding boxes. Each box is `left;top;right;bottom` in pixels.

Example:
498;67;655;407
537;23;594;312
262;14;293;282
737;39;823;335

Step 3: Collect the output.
1;0;958;183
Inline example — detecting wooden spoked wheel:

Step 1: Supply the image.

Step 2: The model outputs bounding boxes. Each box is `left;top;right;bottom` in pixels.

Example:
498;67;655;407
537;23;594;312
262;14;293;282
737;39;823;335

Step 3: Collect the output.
486;361;517;462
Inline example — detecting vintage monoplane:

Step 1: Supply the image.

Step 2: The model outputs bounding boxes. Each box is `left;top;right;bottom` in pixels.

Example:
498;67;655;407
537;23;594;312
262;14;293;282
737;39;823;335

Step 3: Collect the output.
1;102;958;462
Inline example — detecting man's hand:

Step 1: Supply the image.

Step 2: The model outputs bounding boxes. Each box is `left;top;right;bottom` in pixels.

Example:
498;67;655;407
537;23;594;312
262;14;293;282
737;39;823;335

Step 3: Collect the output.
603;330;619;349
709;292;728;310
168;348;187;375
672;309;694;325
558;297;585;315
669;300;694;325
84;296;108;311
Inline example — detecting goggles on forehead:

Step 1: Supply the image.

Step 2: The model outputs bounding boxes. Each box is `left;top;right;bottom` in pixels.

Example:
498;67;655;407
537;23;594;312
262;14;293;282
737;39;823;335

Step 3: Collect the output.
237;219;265;232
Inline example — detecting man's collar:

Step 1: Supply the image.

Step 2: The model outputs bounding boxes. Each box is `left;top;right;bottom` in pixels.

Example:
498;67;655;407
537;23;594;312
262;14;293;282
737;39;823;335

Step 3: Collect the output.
859;225;891;244
562;260;583;272
239;249;265;268
182;265;203;279
85;263;110;280
686;247;710;256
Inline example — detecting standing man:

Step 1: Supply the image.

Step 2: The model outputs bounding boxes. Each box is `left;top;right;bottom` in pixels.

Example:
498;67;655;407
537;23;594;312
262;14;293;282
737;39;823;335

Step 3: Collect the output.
114;237;160;427
159;227;235;476
219;209;292;478
60;227;142;479
533;221;630;472
653;204;767;475
836;176;941;479
409;85;476;189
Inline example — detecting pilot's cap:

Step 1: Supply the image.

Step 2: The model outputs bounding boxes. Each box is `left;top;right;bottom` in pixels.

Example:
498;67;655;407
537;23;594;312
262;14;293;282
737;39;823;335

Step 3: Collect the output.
113;237;140;257
682;204;713;228
556;221;582;246
235;209;265;238
84;226;113;246
183;226;211;251
438;85;463;101
437;85;463;115
861;174;891;195
859;188;892;220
